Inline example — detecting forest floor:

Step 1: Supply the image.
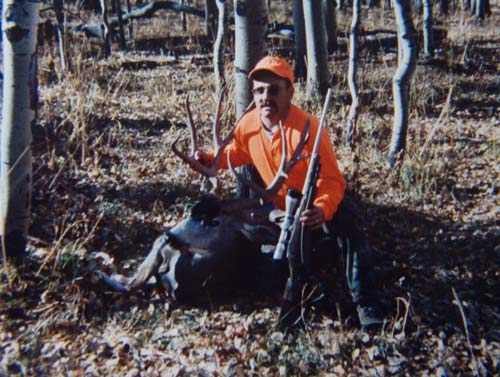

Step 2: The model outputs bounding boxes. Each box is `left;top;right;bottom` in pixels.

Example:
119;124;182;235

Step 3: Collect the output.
1;2;499;376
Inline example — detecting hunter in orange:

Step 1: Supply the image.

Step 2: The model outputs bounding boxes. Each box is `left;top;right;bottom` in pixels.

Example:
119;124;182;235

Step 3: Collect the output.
200;55;345;227
196;56;384;329
218;101;346;223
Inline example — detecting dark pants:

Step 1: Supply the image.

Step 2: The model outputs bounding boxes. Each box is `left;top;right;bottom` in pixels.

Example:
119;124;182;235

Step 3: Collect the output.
313;194;379;305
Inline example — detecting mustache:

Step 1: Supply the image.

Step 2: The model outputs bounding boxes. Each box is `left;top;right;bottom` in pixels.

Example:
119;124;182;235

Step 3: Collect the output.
261;100;276;107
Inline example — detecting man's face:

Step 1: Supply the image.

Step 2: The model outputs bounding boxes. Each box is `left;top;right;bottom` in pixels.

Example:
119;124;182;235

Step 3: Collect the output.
252;73;294;127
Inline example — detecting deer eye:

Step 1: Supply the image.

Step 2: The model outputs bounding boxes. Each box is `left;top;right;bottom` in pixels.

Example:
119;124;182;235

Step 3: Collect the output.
206;219;220;227
200;219;220;227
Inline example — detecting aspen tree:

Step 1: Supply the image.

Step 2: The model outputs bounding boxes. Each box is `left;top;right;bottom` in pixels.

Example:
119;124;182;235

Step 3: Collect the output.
234;0;267;117
302;0;330;98
388;0;418;167
292;0;307;81
53;0;68;74
1;0;40;270
206;0;217;41
323;0;338;53
423;0;434;57
99;0;111;56
234;0;267;199
214;0;227;93
346;0;361;147
114;0;127;49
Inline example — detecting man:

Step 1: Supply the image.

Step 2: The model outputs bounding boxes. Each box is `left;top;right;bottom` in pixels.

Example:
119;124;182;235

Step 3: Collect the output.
197;56;383;330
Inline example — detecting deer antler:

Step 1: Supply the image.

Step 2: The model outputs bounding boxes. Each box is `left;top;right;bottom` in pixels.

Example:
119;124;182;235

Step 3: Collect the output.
228;120;311;203
172;91;236;178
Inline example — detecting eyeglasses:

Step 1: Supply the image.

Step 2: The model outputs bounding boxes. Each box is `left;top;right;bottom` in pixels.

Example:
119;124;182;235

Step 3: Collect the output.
252;85;286;97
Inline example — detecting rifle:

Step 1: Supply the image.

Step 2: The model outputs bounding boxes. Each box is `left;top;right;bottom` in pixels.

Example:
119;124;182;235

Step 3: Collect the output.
275;88;333;329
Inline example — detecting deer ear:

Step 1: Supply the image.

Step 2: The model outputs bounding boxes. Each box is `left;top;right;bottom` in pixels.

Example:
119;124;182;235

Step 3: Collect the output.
191;195;221;220
239;223;279;244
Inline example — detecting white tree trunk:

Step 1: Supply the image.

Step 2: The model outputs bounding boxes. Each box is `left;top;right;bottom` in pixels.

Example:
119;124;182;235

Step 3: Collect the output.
389;0;418;167
213;0;226;94
126;0;133;38
346;0;361;147
302;0;330;98
234;0;267;199
100;0;111;56
1;0;40;266
422;0;433;57
234;0;267;118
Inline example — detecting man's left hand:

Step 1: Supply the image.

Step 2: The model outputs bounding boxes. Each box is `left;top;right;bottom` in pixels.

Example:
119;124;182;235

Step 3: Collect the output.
300;206;324;230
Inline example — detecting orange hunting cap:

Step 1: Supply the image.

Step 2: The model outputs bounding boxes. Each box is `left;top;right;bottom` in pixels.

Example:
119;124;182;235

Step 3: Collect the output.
248;56;295;84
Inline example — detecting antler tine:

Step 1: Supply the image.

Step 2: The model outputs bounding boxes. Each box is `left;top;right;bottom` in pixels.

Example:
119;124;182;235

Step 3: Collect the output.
171;94;217;177
227;150;275;203
227;121;311;203
211;97;257;175
261;122;290;200
286;119;311;168
172;134;216;177
258;120;311;201
185;95;197;156
172;94;258;180
212;90;225;150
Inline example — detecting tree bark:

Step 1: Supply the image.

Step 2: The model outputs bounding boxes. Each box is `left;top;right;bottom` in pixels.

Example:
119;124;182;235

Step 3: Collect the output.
302;0;330;98
439;0;449;15
234;0;267;118
213;0;227;94
114;0;127;49
346;0;361;147
475;0;490;18
205;0;217;41
292;0;307;81
292;0;307;80
322;0;338;54
1;0;40;269
388;0;418;167
470;0;477;14
423;0;433;57
181;0;187;31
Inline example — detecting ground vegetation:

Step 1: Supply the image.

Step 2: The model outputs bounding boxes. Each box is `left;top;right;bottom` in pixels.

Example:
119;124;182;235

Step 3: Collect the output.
0;1;499;375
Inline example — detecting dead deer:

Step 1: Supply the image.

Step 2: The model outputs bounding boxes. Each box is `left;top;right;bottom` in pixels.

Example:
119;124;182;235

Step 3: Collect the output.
98;93;311;302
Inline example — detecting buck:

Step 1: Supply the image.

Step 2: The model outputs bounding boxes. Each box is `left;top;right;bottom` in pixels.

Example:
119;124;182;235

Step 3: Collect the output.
99;93;312;302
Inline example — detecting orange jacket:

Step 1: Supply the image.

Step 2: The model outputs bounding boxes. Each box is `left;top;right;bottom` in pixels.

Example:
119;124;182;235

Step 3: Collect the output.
218;105;346;221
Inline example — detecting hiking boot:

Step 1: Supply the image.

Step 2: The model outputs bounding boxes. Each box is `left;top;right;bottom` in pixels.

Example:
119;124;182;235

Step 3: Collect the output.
357;303;384;330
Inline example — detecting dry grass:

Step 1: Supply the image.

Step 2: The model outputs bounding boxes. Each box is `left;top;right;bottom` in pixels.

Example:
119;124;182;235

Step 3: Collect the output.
1;2;499;375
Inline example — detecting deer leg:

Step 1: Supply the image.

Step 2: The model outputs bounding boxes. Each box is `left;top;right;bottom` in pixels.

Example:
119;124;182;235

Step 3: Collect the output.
127;234;173;290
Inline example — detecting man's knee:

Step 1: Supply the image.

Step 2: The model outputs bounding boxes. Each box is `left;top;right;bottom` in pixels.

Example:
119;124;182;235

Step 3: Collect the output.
327;194;367;239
